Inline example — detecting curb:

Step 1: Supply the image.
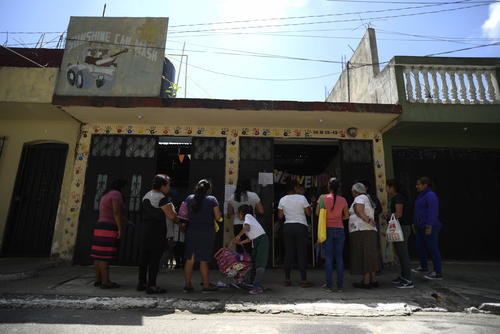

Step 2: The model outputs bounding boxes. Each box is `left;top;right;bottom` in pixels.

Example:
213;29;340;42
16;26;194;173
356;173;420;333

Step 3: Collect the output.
479;303;500;315
0;260;64;282
0;295;424;316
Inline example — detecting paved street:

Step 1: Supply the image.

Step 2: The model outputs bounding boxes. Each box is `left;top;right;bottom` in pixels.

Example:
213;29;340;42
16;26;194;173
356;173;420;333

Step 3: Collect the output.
1;309;500;334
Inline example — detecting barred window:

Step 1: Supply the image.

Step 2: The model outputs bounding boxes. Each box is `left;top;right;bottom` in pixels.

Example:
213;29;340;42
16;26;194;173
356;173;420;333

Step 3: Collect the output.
125;137;156;158
240;138;272;160
192;138;225;160
91;136;122;157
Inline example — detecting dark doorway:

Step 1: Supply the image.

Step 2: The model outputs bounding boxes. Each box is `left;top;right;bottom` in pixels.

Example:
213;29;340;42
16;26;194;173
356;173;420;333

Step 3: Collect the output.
393;147;500;260
74;135;157;265
238;137;274;263
156;137;192;208
188;137;226;252
3;142;68;256
273;139;341;268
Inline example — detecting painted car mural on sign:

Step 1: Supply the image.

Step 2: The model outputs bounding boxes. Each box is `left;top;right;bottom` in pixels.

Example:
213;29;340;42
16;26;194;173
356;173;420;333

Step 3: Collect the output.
66;47;128;90
55;17;168;97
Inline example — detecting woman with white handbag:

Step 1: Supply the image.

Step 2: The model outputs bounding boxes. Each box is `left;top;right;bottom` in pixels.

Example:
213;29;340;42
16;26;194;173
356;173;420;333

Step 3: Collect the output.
386;179;414;289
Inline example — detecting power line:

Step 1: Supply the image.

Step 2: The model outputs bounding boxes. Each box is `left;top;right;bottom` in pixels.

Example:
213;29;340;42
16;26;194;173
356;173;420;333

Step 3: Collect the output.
424;41;500;56
168;55;341;81
63;37;348;65
168;3;491;34
326;0;494;4
168;0;485;29
0;45;46;67
378;29;500;43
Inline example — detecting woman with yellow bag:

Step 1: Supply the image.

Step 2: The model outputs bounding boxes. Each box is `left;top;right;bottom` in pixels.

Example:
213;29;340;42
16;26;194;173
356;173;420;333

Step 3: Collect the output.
316;178;349;292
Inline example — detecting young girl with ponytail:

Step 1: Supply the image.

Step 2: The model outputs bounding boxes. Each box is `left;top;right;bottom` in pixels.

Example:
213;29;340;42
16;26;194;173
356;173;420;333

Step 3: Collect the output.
182;179;222;293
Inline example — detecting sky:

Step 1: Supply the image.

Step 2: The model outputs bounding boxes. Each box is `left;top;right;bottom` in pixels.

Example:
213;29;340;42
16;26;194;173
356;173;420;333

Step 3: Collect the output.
0;0;499;101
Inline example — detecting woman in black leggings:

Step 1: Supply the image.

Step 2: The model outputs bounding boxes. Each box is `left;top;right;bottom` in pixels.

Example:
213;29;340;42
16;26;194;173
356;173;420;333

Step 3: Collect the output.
277;180;313;288
138;174;179;294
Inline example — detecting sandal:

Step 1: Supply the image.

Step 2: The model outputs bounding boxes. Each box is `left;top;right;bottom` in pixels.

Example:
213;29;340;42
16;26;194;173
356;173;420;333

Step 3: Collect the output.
146;286;166;294
201;287;218;294
352;282;371;289
100;282;120;289
301;281;313;288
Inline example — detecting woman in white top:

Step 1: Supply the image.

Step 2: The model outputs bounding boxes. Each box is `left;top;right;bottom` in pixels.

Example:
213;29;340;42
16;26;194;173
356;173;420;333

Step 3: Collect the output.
278;180;313;288
227;179;264;254
348;182;380;289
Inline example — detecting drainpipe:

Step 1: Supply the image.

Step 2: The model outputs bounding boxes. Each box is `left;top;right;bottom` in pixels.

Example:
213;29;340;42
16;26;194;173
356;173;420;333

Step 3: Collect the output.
346;61;351;103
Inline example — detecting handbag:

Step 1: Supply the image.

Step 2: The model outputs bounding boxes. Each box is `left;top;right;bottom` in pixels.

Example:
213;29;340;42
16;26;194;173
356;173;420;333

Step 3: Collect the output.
317;195;327;243
386;213;404;242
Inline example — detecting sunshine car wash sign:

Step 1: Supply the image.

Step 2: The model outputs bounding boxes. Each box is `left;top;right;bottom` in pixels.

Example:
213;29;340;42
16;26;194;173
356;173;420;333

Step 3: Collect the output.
55;16;168;97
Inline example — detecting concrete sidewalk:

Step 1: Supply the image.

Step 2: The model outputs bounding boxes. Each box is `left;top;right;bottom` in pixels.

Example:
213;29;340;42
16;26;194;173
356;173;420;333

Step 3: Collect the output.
0;259;499;316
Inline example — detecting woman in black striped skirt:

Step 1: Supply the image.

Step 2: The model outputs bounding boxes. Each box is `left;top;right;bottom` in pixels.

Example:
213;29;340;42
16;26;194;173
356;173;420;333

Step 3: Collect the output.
90;179;127;289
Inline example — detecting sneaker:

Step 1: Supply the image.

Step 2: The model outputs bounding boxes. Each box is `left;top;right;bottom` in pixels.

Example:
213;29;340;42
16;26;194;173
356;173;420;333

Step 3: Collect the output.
412;266;429;273
183;286;194;293
396;280;415;289
424;272;443;280
321;284;332;292
334;287;343;293
392;276;403;285
249;286;263;295
240;282;254;290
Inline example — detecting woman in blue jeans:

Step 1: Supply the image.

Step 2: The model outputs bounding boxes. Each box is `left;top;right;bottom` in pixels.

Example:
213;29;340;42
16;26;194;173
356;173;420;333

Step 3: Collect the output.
316;178;349;292
413;177;443;280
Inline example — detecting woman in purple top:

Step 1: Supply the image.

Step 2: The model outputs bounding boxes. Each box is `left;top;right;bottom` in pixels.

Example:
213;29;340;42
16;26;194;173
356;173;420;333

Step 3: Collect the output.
413;176;443;280
183;179;222;293
90;178;127;289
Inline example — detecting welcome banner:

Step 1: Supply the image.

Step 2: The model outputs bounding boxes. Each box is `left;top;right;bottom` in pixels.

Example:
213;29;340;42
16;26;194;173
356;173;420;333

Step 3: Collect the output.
273;170;331;188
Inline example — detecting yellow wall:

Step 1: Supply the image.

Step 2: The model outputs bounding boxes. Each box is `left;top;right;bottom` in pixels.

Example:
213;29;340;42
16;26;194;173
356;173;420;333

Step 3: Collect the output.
0;67;59;103
0;119;81;252
56;123;392;262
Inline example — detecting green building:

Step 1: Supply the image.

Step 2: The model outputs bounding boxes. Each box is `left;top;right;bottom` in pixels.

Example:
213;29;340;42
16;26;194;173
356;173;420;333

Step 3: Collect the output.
327;28;500;261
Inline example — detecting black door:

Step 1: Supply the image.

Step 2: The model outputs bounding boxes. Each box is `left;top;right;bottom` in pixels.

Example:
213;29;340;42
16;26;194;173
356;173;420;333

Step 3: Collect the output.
339;140;376;203
339;140;377;267
188;137;226;251
74;135;157;265
3;143;68;256
393;147;500;260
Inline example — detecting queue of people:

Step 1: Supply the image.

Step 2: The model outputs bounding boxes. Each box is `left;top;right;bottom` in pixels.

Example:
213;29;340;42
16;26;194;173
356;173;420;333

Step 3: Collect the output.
90;174;443;294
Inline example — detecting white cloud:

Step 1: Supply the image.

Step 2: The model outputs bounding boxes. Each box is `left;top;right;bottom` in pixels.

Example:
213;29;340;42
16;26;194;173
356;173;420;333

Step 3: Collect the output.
482;3;500;38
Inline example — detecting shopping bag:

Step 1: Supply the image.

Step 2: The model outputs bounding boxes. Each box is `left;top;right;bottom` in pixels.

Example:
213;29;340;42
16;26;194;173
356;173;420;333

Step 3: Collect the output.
386;213;404;242
214;242;252;281
178;200;189;221
317;195;327;243
214;217;222;232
